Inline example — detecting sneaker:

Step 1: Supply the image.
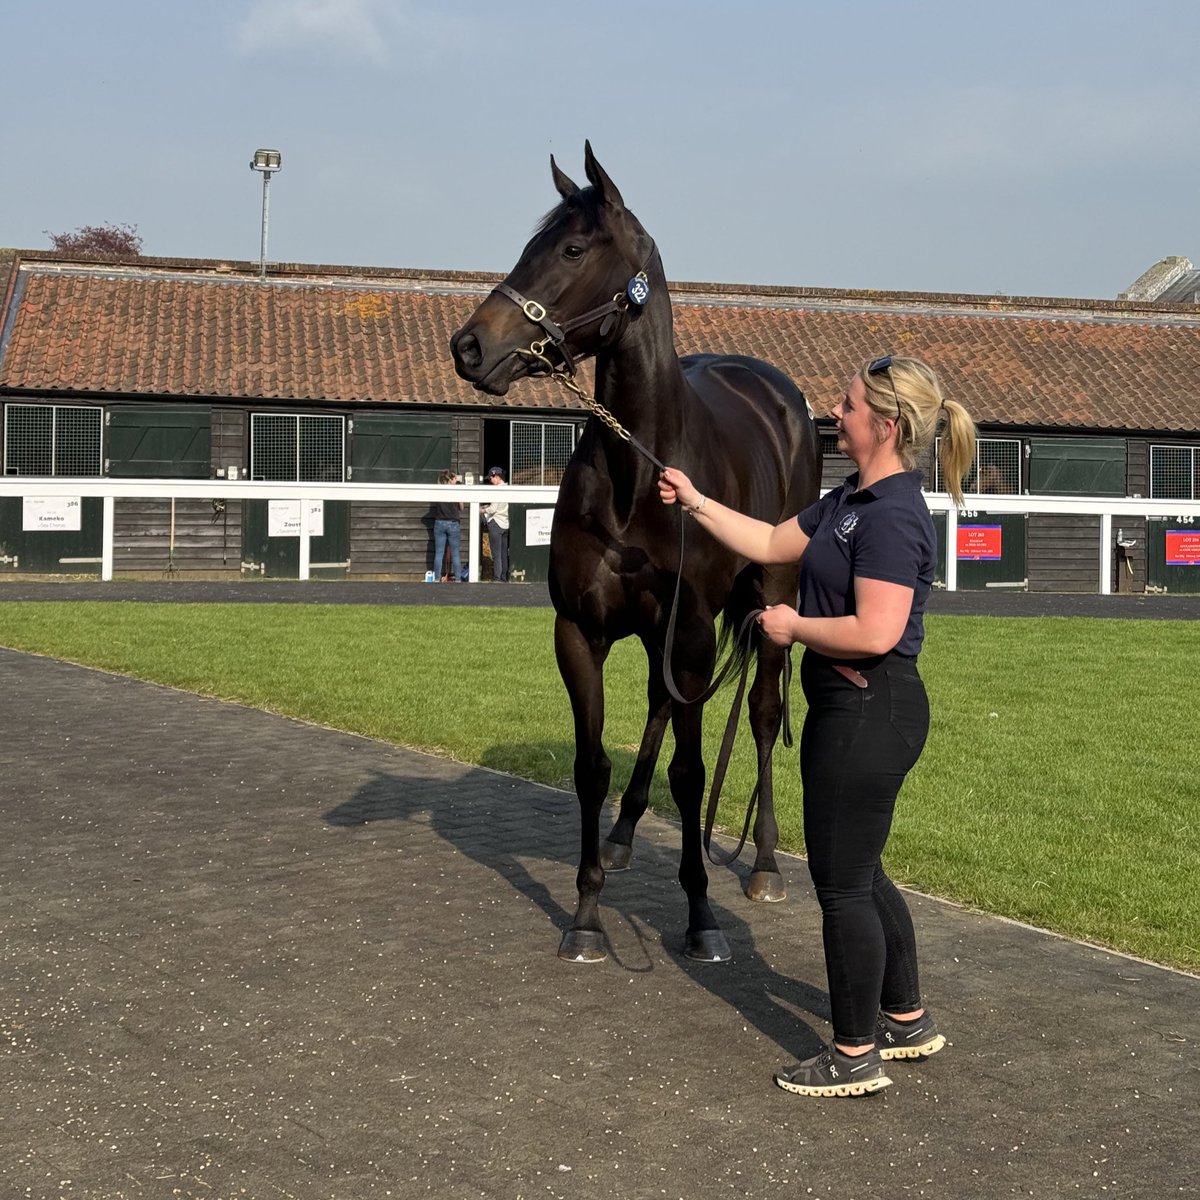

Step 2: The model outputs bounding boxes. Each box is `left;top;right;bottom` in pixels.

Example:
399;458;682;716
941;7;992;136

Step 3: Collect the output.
875;1010;946;1060
774;1044;892;1098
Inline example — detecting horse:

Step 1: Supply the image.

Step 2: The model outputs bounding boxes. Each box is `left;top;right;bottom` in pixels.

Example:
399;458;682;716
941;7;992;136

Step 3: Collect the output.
450;143;820;963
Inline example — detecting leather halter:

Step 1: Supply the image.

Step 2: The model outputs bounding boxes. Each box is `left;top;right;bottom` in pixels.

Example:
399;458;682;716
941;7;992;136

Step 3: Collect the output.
490;243;656;377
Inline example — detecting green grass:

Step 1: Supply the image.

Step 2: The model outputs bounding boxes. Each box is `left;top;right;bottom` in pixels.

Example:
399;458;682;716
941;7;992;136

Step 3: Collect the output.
1;602;1197;971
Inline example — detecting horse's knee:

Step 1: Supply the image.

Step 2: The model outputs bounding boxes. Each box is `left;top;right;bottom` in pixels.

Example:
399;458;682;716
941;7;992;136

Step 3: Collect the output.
574;750;611;806
667;755;703;807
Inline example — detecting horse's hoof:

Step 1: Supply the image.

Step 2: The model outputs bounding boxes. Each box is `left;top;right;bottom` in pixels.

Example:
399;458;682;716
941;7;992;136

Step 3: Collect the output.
746;869;787;903
558;929;608;963
600;840;632;872
684;929;732;963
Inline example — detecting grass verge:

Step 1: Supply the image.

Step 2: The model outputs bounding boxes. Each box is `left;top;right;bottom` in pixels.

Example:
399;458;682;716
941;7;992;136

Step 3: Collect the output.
0;602;1196;971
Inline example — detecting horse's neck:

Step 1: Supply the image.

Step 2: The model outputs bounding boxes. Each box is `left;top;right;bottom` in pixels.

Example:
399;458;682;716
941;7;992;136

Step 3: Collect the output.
594;301;690;457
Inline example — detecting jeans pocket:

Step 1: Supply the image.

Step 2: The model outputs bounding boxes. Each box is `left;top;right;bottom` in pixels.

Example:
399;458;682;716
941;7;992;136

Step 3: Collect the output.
885;666;929;753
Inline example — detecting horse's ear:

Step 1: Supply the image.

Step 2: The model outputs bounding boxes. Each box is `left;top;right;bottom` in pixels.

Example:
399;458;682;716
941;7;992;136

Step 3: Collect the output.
551;155;581;200
583;140;625;210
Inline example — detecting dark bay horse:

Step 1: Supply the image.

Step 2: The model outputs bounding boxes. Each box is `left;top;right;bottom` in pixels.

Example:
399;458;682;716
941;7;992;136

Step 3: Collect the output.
451;144;819;963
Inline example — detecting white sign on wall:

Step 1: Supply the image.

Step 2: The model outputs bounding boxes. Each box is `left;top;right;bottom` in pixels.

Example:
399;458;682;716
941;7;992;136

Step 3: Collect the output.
525;507;555;547
23;496;82;532
268;500;324;538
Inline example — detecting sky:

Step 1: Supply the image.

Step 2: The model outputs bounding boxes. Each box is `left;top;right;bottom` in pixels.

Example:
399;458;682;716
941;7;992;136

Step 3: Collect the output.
2;0;1199;301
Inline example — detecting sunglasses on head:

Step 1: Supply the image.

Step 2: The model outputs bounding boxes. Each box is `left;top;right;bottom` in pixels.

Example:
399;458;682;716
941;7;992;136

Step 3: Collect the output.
867;355;901;421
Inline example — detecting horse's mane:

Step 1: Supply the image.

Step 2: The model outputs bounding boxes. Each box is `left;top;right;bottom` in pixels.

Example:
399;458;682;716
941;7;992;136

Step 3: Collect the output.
533;189;605;238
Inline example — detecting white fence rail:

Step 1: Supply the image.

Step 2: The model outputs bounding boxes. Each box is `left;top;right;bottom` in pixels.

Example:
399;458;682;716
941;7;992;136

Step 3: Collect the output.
1;479;560;583
2;477;1199;592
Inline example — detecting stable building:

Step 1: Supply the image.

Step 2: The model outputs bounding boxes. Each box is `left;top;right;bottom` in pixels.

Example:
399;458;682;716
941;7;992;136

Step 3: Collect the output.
1;247;1198;591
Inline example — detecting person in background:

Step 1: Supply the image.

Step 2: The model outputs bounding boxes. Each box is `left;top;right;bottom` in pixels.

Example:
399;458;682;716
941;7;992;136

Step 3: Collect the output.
482;466;510;582
658;355;976;1099
431;469;463;583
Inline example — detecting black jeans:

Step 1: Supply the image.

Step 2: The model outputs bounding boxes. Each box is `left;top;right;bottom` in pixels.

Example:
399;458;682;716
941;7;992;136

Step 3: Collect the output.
799;649;930;1047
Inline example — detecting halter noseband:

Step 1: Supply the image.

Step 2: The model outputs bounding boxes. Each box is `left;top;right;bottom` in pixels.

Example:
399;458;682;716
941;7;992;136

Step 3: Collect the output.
490;243;656;378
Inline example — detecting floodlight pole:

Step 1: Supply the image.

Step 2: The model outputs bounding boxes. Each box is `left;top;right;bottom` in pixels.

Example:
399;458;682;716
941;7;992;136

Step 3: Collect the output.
249;149;282;281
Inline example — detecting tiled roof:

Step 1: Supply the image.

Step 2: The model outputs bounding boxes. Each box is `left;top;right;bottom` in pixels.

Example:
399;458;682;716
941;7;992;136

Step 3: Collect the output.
2;251;1199;434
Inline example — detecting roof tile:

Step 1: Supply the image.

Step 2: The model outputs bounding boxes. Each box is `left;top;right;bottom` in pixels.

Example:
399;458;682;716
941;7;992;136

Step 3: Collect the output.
0;258;1198;433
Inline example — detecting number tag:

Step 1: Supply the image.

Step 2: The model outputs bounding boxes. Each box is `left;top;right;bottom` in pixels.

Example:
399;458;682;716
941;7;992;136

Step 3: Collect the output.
626;275;650;307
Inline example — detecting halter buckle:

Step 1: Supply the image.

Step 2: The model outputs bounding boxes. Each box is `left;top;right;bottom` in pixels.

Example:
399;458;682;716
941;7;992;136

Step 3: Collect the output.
523;299;547;322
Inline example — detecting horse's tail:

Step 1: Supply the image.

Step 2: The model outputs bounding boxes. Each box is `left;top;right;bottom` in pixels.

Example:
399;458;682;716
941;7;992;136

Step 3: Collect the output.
716;563;767;687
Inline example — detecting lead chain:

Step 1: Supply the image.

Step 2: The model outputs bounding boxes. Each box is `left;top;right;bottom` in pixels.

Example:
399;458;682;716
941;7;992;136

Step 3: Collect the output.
518;345;633;444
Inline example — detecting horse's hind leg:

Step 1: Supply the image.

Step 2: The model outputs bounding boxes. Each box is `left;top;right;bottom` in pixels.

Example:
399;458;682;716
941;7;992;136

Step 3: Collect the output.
554;615;612;963
601;646;671;872
745;640;788;902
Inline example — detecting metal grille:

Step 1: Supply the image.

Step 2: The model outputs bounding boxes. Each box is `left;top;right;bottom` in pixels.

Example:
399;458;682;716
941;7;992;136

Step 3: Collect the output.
1150;444;1198;500
935;436;1022;495
509;420;576;484
3;403;101;476
251;413;344;482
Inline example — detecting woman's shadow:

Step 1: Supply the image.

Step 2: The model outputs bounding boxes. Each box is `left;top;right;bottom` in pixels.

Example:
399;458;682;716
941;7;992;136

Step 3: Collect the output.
322;746;830;1061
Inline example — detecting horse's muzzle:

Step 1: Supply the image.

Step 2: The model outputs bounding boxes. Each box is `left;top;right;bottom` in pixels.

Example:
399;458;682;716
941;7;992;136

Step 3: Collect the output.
450;326;522;395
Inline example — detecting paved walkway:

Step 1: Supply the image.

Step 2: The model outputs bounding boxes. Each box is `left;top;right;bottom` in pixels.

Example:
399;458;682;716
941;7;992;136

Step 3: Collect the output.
0;646;1196;1199
3;576;1200;619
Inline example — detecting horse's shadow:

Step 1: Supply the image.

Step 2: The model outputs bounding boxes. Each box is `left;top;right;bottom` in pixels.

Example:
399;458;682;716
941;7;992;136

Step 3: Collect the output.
323;750;830;1061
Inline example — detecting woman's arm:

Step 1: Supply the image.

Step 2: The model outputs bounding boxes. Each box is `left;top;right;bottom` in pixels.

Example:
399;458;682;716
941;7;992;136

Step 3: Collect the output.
658;467;810;565
758;576;913;657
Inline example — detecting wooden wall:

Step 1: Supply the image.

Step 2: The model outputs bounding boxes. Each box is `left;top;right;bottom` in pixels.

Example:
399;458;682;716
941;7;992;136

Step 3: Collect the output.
113;498;243;574
1027;514;1102;593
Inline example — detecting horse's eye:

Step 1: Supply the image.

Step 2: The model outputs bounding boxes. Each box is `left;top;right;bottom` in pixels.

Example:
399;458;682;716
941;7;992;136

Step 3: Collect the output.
563;244;585;261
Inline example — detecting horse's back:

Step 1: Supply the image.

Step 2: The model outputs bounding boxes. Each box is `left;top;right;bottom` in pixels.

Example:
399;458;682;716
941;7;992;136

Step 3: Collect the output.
681;353;810;417
680;353;819;512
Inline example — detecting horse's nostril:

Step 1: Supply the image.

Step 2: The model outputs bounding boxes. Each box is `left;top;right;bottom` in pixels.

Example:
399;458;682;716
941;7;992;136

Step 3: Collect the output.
454;331;482;369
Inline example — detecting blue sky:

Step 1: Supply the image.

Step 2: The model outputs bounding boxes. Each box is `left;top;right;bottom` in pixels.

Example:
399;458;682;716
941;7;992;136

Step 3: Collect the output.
3;0;1198;299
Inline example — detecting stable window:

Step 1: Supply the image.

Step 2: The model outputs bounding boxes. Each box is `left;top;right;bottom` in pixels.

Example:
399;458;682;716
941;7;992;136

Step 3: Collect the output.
1149;445;1199;501
250;413;345;482
510;420;576;484
3;403;103;476
934;436;1022;495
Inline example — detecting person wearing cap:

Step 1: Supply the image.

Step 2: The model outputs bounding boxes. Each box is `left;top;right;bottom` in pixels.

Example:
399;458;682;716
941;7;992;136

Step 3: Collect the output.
658;355;976;1099
482;466;510;582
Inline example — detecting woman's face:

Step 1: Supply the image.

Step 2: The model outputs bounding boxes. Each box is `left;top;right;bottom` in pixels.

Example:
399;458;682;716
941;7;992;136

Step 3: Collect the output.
830;374;885;464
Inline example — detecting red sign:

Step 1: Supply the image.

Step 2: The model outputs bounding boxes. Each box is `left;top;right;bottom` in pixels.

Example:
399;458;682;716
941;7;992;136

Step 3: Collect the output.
957;524;1002;561
1165;530;1200;566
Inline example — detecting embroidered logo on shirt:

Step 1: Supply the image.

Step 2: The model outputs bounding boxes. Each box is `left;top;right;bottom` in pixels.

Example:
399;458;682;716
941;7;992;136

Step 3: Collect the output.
835;512;859;543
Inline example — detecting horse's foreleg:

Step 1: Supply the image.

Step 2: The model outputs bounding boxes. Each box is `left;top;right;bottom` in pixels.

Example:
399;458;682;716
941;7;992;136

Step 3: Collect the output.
744;640;788;903
601;646;671;872
669;693;732;963
554;615;612;963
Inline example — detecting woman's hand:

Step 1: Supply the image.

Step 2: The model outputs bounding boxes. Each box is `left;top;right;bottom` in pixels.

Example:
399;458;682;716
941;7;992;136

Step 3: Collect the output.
658;467;703;510
758;604;800;648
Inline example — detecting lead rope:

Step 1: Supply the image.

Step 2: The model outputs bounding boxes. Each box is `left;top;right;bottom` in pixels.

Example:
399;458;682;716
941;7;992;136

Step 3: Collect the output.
535;362;795;868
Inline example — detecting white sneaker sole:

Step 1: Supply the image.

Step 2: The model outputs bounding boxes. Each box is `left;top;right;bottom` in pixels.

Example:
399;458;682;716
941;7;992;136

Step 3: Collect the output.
879;1032;946;1061
774;1073;893;1098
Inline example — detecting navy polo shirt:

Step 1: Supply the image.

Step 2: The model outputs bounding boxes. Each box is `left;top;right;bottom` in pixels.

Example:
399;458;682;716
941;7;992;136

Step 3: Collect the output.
795;470;935;658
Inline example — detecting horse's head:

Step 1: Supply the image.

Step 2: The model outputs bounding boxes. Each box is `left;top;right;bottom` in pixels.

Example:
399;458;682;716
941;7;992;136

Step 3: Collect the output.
451;142;657;395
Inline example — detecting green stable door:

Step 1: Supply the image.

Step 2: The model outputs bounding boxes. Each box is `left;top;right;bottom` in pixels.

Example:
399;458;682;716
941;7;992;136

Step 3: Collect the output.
934;511;1027;590
242;500;350;578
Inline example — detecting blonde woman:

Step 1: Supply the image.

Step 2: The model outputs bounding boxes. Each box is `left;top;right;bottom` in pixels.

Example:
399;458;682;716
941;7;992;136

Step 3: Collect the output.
659;355;975;1098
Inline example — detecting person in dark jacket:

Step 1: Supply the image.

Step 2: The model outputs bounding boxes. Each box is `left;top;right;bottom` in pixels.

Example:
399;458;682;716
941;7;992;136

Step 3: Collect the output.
431;469;463;582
